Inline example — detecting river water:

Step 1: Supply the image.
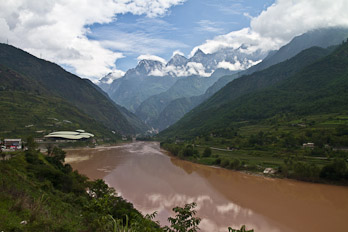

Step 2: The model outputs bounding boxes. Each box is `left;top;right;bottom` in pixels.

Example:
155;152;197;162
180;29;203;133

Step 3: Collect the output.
65;142;348;232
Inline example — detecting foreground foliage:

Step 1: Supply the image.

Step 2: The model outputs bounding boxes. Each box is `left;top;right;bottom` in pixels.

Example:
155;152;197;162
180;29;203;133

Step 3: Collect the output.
0;148;161;231
0;145;253;231
228;225;254;232
163;203;201;232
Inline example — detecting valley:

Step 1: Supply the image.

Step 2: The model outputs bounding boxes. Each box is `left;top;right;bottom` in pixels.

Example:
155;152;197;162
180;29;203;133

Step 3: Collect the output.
1;1;348;231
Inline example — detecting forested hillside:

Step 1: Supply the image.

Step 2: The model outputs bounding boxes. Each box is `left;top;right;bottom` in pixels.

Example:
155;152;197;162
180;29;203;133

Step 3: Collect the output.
161;43;343;138
0;44;148;135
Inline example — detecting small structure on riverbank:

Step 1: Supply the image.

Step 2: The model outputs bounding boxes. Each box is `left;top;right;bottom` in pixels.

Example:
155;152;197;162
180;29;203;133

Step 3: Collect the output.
303;143;315;148
263;168;276;174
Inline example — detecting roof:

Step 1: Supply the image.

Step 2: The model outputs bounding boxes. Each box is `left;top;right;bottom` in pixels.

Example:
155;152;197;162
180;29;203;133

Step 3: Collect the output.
4;139;22;142
44;130;94;140
49;131;80;135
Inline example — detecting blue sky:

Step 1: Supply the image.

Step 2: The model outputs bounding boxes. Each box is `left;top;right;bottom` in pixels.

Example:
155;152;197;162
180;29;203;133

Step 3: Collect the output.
2;0;348;81
88;0;275;71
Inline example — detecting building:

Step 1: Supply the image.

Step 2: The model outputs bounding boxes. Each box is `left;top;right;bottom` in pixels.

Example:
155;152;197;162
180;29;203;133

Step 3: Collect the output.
44;130;94;142
263;168;276;174
303;143;315;148
4;139;22;150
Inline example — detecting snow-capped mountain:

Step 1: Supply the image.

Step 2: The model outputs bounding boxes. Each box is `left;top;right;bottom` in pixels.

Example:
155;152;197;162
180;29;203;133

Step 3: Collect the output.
125;59;165;78
98;44;268;112
166;54;188;67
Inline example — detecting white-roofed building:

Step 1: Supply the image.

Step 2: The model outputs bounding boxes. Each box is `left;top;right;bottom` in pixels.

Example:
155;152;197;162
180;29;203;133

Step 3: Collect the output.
44;130;94;142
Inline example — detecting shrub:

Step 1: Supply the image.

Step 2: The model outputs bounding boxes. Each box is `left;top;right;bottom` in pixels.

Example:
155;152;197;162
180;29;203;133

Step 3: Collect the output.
202;147;212;157
221;159;230;168
230;159;241;170
214;157;221;165
320;159;347;181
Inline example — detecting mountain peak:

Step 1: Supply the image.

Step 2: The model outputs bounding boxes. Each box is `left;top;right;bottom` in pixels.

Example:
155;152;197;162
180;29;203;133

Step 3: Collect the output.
167;54;188;67
99;73;113;84
134;59;164;75
194;48;205;56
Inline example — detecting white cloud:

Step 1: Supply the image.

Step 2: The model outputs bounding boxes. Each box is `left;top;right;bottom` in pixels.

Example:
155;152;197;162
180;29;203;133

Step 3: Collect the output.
217;57;262;71
108;70;126;82
162;62;212;77
137;54;166;64
113;0;187;18
251;0;348;42
0;0;187;81
172;50;185;57
100;35;187;57
192;0;348;56
196;20;224;33
186;62;212;77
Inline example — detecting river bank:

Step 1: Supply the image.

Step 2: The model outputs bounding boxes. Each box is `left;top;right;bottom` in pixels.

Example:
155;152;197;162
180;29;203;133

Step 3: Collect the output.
160;141;348;186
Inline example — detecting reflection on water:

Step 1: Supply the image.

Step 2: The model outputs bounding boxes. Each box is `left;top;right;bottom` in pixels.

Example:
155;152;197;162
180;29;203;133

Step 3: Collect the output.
66;142;348;232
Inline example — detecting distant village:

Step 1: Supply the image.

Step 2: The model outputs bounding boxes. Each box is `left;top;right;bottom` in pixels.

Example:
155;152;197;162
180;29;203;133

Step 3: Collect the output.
0;128;138;154
0;130;95;152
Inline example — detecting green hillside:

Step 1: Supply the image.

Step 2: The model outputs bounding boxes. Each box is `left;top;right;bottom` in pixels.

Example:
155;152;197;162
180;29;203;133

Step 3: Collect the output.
155;28;348;132
0;44;147;135
159;42;348;184
160;45;337;138
0;148;161;231
0;66;118;139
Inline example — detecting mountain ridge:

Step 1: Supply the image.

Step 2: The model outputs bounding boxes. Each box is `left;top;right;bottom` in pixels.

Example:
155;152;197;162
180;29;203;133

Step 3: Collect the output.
154;27;348;132
160;42;345;138
0;43;147;135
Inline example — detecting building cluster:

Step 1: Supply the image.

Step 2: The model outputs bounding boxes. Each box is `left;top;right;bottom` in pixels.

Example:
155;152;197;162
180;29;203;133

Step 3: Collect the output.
1;130;95;152
0;139;22;151
302;142;315;148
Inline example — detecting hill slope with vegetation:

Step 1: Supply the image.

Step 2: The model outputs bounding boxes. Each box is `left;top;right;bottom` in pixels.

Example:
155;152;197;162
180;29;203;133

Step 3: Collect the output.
159;41;348;184
154;28;348;131
0;43;148;135
0;145;248;231
0;65;119;139
161;45;338;138
0;146;161;231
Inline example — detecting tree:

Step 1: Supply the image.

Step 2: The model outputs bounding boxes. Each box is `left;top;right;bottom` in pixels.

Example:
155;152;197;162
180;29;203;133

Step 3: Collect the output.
1;150;5;160
163;202;201;232
203;147;212;157
182;145;194;157
26;136;38;152
320;159;347;181
51;147;66;163
46;144;53;156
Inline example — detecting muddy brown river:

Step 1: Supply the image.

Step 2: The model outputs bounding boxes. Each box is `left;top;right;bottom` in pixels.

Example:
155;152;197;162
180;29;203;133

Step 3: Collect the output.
65;142;348;232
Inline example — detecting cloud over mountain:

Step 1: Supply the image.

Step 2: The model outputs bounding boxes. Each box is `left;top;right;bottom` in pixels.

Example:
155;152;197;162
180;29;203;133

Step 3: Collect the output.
1;0;346;82
192;0;348;56
0;0;186;81
137;55;166;64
